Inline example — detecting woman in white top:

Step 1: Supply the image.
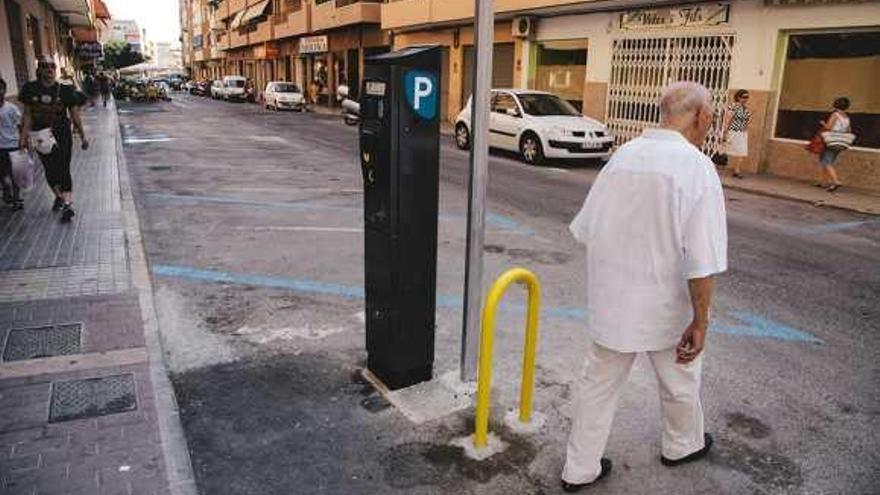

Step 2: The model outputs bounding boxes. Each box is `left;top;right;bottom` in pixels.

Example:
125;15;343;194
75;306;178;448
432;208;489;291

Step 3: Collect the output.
817;97;851;192
722;89;752;179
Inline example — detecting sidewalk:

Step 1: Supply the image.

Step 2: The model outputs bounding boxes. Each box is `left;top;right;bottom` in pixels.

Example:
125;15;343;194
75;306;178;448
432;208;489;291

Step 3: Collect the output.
720;172;879;216
0;104;195;494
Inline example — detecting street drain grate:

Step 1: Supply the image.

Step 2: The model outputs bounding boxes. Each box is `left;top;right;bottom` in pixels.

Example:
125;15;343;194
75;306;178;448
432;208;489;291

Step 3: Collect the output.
2;323;82;362
49;374;137;423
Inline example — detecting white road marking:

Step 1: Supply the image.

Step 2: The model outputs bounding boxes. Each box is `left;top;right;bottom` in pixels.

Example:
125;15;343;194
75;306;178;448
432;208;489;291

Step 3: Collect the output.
249;135;288;144
124;137;175;144
233;226;363;233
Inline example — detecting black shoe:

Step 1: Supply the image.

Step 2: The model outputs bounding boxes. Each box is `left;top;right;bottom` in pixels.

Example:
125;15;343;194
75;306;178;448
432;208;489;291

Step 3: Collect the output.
52;197;64;212
561;458;612;492
60;204;75;223
10;201;23;211
661;434;714;467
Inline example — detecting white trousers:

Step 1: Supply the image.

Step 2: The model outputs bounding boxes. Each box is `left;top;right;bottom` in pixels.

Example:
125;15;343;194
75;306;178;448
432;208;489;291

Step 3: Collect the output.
562;342;705;484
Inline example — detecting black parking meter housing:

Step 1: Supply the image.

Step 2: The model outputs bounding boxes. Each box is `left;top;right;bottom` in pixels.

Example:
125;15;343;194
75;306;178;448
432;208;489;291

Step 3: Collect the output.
360;45;442;390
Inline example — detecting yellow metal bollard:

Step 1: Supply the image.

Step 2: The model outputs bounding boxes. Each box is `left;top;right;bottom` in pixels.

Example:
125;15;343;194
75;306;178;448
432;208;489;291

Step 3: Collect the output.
474;268;541;449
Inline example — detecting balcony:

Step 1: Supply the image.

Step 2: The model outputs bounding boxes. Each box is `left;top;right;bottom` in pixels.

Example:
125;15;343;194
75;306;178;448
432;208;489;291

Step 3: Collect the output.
381;0;593;30
275;4;310;39
312;0;381;33
250;18;274;44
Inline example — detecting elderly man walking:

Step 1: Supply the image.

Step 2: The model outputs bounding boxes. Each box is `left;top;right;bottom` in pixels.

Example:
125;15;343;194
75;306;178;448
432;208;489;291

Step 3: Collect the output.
561;81;728;492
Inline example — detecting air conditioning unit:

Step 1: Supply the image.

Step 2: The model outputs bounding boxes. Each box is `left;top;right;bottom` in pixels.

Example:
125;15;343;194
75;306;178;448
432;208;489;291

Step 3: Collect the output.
512;17;533;39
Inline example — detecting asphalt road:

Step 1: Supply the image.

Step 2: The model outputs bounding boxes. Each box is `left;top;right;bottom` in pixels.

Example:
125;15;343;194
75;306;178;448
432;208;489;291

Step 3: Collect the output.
119;93;879;495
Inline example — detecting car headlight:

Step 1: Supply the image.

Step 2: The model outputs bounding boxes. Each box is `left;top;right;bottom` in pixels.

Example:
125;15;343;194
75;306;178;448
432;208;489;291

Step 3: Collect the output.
550;126;569;137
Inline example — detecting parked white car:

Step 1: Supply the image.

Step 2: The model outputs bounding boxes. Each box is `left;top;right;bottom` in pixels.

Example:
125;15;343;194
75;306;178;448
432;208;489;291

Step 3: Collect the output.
221;75;247;102
263;81;305;111
210;80;224;99
455;89;614;165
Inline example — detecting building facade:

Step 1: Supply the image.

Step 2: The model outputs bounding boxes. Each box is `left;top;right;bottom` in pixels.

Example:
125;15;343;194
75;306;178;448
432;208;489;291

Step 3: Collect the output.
180;0;880;191
181;0;390;105
1;0;105;97
385;0;880;192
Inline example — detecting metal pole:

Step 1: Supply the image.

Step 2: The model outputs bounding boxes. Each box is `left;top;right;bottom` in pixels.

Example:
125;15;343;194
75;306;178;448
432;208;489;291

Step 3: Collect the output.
461;0;494;381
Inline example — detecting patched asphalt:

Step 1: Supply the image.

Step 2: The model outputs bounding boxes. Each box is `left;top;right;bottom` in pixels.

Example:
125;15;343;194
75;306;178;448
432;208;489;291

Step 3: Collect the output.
120;94;879;495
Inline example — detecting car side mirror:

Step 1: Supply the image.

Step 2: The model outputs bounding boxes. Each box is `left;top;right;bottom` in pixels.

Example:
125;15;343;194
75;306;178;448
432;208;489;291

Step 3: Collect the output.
506;107;520;118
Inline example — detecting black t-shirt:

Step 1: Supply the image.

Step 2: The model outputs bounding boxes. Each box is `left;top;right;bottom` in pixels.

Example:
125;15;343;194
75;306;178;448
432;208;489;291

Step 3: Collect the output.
19;81;85;131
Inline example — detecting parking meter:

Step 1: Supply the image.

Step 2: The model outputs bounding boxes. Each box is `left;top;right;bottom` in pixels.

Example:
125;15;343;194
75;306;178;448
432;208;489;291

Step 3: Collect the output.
360;46;442;390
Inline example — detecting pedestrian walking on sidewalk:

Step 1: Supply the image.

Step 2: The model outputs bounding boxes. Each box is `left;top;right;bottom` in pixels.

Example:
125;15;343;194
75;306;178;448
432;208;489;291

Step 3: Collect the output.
0;78;24;211
19;56;89;224
721;89;752;178
98;72;112;108
815;97;852;193
561;81;728;492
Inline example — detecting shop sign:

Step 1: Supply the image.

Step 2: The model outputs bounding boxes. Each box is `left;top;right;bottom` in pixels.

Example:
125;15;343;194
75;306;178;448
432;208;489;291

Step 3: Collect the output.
300;35;328;54
405;70;438;121
255;45;280;59
76;42;103;59
620;3;730;30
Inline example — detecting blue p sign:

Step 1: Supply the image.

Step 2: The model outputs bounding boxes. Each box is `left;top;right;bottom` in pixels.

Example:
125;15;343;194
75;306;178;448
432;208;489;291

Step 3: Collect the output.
405;70;438;121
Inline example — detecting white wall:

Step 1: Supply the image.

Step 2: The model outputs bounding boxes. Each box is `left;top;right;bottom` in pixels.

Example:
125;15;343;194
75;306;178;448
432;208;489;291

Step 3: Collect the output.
534;0;880;90
729;0;880;90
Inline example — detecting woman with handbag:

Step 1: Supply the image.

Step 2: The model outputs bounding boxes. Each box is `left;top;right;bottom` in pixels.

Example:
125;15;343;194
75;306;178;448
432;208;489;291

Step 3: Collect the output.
816;97;853;192
18;57;89;223
721;89;752;179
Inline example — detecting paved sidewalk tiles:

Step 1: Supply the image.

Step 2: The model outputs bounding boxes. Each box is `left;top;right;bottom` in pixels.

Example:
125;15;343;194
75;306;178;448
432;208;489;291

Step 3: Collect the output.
0;105;175;495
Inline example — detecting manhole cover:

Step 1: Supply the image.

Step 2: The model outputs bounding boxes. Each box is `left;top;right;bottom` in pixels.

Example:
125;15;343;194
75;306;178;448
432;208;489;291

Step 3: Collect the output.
2;323;82;362
49;374;138;423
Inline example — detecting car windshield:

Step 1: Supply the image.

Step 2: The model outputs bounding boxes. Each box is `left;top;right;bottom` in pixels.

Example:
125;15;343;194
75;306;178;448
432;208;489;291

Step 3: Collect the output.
275;83;300;93
227;80;245;88
518;94;580;117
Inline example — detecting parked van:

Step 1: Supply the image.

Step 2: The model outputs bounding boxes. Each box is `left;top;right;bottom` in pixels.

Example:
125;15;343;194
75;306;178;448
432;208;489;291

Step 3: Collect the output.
222;76;247;102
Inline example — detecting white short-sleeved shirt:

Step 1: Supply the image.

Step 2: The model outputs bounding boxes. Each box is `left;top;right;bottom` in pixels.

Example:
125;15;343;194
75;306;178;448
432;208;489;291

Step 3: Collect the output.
0;101;22;150
569;128;728;352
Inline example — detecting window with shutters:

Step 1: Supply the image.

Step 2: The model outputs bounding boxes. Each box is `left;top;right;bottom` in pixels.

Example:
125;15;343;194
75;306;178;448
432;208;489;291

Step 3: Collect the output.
606;34;734;156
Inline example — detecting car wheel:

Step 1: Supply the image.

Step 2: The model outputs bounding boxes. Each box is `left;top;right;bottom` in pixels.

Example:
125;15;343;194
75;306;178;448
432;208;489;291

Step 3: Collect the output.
455;123;471;150
520;132;545;166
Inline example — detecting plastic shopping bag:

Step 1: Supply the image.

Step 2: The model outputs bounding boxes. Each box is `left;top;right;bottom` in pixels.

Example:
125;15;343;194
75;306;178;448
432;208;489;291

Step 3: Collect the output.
10;150;36;191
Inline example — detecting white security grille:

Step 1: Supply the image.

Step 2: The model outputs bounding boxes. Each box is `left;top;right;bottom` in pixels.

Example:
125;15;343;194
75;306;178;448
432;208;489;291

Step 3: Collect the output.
606;34;734;156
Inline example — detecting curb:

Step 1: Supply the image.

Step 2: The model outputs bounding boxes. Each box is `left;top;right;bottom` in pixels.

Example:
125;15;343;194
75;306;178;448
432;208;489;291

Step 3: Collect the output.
722;182;878;216
112;101;199;495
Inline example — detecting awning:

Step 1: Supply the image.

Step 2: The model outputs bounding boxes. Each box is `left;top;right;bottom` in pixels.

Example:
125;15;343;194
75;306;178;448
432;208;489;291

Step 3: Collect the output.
72;27;98;43
46;0;93;27
93;0;111;20
240;0;271;26
230;9;247;29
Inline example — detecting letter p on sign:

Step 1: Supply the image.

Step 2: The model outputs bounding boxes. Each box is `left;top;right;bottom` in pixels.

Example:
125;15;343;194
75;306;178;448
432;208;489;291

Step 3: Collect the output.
405;70;438;121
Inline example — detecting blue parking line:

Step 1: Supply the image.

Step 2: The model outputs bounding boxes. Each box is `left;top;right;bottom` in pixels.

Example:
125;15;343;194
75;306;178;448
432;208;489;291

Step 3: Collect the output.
714;311;822;344
145;192;533;234
152;264;821;343
802;219;880;235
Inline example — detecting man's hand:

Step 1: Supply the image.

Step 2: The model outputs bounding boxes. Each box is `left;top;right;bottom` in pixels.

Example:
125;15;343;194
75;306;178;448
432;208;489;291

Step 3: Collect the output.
80;137;89;151
19;132;29;151
676;320;707;364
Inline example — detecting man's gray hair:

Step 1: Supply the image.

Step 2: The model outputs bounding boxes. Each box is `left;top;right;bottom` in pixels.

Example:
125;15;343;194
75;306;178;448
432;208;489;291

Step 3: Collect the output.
660;81;713;121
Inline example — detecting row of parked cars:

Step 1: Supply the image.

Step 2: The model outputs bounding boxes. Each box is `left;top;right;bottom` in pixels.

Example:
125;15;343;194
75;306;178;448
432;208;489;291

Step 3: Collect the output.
185;75;613;166
185;75;307;111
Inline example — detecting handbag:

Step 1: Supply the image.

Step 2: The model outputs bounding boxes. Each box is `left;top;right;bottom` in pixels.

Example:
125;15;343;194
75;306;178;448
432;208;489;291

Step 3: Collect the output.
712;153;729;166
806;133;825;154
29;128;57;155
821;131;856;151
9;150;36;190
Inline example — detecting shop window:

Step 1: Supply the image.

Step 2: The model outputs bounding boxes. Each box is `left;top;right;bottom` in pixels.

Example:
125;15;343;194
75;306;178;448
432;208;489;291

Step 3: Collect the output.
775;31;880;149
535;39;587;112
